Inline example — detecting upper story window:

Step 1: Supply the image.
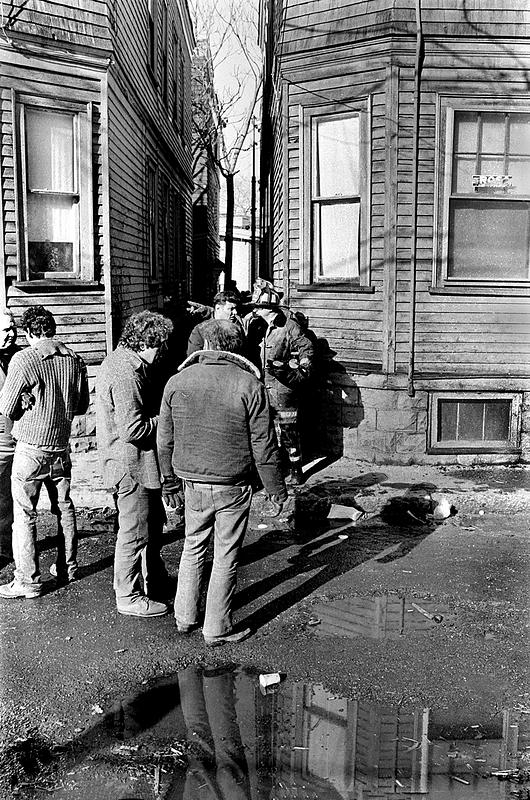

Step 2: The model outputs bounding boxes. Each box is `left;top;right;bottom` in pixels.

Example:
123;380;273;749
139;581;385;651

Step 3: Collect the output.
172;30;181;132
147;160;158;280
301;103;369;287
160;0;168;104
16;97;94;282
148;0;158;77
435;98;530;289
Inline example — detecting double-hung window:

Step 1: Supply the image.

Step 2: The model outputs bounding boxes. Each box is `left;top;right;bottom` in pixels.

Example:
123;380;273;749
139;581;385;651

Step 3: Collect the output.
436;98;530;288
17;97;93;281
301;103;369;286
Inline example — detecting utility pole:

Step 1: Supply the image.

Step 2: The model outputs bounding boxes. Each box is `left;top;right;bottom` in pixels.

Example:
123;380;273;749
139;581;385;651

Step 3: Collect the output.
250;118;257;285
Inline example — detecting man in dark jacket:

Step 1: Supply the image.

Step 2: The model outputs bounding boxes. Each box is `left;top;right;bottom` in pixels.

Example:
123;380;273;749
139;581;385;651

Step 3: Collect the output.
0;310;18;565
158;319;287;646
245;283;314;485
186;290;240;356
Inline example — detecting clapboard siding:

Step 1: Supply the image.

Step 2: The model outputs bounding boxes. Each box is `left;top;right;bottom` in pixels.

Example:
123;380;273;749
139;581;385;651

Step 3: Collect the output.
1;0;111;52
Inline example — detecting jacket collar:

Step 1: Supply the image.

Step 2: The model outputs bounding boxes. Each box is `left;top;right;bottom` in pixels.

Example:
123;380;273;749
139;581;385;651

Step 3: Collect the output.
178;349;261;379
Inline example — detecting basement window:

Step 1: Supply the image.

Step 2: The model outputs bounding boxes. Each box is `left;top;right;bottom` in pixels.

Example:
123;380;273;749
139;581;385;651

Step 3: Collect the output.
428;392;521;453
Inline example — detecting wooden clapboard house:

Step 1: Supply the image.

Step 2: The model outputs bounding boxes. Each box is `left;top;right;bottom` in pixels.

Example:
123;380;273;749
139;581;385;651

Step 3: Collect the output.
0;0;194;447
259;0;530;463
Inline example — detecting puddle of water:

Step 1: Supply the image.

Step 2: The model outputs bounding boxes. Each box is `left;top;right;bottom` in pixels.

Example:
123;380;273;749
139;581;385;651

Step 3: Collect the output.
311;595;451;639
12;666;529;799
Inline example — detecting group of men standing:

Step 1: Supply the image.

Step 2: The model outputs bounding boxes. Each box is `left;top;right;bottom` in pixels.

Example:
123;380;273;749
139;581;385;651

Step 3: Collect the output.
0;281;315;646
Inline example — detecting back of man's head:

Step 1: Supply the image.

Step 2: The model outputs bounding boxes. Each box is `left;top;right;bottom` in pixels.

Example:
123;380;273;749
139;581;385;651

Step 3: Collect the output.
21;306;56;338
119;310;174;352
202;320;244;354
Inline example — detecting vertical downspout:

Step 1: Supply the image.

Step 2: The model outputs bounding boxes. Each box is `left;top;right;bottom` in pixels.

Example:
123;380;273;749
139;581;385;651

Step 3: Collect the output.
407;0;424;396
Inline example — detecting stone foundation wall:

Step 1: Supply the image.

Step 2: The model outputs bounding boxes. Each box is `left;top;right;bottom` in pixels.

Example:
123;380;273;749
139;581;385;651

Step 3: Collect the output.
303;368;529;466
69;365;98;454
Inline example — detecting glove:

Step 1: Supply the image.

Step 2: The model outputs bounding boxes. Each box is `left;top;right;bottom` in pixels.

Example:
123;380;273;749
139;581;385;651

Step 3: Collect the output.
162;477;184;509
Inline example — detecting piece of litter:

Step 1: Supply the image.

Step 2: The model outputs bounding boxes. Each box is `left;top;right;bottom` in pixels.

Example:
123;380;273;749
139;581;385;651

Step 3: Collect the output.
307;617;321;626
402;570;412;573
114;648;128;654
459;526;477;531
451;776;470;785
338;534;349;540
293;746;309;750
257;523;268;529
478;509;485;515
433;498;452;520
65;636;72;641
327;503;364;521
259;673;281;689
90;704;104;715
395;779;404;788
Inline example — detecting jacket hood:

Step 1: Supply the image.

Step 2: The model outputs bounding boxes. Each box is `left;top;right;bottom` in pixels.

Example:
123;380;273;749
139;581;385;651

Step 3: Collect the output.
177;349;261;379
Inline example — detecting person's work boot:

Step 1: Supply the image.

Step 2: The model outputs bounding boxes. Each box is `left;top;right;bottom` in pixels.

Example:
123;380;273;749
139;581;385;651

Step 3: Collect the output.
117;595;168;617
286;465;304;486
204;628;253;647
0;579;42;599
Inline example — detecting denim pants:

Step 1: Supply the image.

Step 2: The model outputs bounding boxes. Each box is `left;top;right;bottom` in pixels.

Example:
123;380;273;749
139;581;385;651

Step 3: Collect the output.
11;442;77;589
113;474;167;601
0;446;14;559
175;481;252;638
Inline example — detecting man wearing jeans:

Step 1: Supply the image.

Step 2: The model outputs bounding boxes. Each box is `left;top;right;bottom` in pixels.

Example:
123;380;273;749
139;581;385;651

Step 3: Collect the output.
96;310;179;618
0;306;89;598
158;319;287;646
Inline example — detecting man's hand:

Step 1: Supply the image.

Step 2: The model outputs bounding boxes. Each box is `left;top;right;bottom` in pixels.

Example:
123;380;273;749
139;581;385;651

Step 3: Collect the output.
162;477;184;510
262;490;288;517
20;392;35;411
186;300;210;317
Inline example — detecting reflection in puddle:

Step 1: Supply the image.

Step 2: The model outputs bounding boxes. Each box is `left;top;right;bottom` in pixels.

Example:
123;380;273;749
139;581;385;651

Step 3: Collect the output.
44;666;528;799
312;595;451;639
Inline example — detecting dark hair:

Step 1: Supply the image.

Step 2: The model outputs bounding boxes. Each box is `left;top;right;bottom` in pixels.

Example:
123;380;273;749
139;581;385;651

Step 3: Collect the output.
21;306;56;337
119;310;174;352
213;291;239;307
202;319;244;353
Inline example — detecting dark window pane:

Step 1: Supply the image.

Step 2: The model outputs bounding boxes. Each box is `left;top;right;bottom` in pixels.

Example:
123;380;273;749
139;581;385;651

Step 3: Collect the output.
457;401;485;440
484;401;511;440
448;199;530;280
439;400;457;440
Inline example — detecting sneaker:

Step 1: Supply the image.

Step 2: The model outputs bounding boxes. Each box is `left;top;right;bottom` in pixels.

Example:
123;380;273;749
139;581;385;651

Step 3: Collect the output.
0;579;42;599
50;563;77;583
204;628;253;647
117;595;168;618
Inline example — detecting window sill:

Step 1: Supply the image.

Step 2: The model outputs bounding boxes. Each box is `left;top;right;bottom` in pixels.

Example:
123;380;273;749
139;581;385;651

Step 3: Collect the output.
13;280;102;293
430;285;530;297
428;444;520;455
297;283;375;293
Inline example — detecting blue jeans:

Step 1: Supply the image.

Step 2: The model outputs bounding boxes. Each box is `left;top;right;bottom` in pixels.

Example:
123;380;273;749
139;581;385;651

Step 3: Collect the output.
0;446;14;559
11;443;77;589
113;474;167;601
175;481;252;639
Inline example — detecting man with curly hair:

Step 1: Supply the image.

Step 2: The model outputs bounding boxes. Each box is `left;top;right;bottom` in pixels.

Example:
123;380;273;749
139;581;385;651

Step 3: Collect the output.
0;305;89;598
96;310;179;618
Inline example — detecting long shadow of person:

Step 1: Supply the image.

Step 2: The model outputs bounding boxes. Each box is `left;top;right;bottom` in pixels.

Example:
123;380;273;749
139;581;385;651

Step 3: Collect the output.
234;517;434;631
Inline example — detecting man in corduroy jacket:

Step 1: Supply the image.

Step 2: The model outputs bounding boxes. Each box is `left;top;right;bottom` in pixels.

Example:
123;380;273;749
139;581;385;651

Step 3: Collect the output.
158;319;287;646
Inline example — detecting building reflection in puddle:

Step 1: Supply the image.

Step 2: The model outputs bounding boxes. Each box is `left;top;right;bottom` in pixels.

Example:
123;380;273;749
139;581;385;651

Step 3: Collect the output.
80;665;528;800
312;595;451;639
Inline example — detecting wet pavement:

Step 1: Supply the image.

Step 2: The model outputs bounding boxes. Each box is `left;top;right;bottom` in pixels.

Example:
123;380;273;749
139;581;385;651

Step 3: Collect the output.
0;458;529;797
2;665;529;798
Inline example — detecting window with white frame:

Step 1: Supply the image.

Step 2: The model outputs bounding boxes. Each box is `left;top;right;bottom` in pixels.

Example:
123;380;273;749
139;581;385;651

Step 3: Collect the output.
302;105;369;285
437;99;530;286
428;392;521;453
17;98;93;281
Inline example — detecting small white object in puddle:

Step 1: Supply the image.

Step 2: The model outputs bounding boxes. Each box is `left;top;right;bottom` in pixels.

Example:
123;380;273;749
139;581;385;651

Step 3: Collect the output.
257;523;269;529
327;503;364;521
